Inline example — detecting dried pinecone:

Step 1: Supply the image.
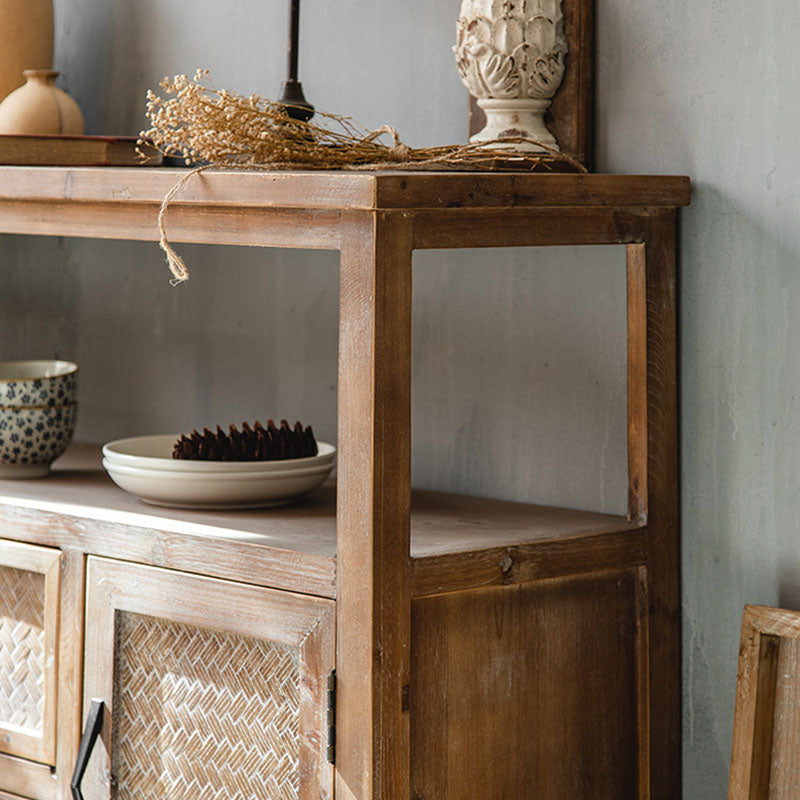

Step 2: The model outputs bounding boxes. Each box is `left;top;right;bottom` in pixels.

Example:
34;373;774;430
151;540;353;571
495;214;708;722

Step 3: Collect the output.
172;419;318;461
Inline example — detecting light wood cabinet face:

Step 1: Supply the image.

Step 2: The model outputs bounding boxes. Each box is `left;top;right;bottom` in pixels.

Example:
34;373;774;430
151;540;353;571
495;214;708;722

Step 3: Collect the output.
0;539;60;767
83;558;335;800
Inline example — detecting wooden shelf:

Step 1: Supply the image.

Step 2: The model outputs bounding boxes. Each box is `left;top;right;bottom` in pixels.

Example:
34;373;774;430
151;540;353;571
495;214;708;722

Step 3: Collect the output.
0;445;644;599
0;166;690;249
0;166;687;798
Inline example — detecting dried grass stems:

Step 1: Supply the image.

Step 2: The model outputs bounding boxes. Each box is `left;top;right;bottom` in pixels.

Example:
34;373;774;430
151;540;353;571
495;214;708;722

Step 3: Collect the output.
139;69;586;172
140;70;587;283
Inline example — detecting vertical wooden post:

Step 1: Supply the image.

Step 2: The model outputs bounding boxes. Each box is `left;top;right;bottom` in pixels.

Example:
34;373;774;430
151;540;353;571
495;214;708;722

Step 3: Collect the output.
640;210;681;800
336;210;413;800
627;243;648;526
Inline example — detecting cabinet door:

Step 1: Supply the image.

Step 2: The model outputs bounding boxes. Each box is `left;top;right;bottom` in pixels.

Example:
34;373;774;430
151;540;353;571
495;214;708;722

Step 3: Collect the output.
0;539;60;767
82;557;335;800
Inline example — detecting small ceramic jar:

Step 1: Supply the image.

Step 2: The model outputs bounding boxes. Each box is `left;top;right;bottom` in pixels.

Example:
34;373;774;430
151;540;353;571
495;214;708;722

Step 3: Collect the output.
0;69;84;135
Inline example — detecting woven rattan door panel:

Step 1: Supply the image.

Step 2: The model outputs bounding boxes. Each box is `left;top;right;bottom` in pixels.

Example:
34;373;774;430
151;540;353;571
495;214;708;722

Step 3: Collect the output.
0;540;60;767
83;557;334;800
113;612;301;799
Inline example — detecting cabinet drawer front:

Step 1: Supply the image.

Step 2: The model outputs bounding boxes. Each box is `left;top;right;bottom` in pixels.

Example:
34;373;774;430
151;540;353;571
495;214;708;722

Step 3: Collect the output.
0;540;60;767
83;558;334;800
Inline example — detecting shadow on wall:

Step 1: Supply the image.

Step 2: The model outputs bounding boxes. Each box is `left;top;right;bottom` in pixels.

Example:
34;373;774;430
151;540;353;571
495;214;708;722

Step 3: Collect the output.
53;0;116;134
412;244;628;513
680;180;800;799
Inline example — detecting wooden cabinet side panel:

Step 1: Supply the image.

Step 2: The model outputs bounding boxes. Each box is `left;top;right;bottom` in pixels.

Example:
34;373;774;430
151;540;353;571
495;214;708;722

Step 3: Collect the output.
410;569;643;800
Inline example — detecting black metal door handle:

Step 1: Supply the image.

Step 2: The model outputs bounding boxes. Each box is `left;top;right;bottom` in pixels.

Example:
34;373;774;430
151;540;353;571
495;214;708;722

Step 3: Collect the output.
70;699;104;800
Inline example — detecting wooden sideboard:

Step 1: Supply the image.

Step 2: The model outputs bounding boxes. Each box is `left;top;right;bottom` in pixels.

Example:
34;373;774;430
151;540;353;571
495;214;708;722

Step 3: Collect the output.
0;168;689;800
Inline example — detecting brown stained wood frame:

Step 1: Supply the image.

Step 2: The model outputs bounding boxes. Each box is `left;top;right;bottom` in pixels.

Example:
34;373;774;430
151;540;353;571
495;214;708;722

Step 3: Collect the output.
336;211;413;800
82;557;335;800
640;211;680;800
0;168;691;214
411;567;647;800
0;540;60;767
468;0;595;166
728;605;800;800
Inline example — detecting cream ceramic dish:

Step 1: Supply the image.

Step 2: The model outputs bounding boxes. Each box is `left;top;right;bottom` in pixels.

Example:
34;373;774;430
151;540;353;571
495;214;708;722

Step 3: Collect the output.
102;458;334;509
101;435;336;509
103;434;335;472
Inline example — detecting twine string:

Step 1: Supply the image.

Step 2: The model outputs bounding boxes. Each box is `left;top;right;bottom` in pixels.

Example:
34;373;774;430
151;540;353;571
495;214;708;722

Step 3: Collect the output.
362;125;411;162
157;164;213;284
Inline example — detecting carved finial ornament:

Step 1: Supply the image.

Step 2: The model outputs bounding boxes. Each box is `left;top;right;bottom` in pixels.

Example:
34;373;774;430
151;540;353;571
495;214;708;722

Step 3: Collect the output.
455;0;568;152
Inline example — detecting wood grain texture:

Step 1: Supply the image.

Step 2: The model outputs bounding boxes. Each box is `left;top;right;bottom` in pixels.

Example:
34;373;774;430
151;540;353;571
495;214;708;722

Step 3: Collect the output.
0;200;342;249
373;174;690;210
766;637;800;798
336;211;412;800
640;210;681;800
728;606;800;800
0;167;377;208
54;549;85;800
410;569;642;799
411;527;646;597
729;609;778;800
749;635;780;798
0;167;689;210
0;790;38;800
635;565;652;800
627;244;648;524
83;557;335;800
0;753;56;800
548;0;595;166
411;205;681;250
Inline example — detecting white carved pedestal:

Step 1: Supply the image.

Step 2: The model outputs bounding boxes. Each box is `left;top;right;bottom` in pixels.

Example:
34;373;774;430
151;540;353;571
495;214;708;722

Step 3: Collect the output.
455;0;568;152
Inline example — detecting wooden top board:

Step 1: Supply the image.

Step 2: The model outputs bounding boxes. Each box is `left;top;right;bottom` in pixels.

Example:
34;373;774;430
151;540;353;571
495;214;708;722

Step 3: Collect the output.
0;166;690;212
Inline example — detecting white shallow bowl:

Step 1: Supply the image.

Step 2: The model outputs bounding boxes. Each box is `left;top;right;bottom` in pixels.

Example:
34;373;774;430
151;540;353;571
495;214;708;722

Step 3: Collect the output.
103;434;335;473
101;435;336;509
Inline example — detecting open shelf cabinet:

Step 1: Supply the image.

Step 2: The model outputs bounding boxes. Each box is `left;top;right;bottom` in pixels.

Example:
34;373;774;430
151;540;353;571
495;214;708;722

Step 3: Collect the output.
0;167;689;800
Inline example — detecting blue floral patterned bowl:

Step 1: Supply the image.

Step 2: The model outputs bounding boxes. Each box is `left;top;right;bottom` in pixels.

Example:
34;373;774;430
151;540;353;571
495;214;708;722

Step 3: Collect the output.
0;404;78;478
0;360;78;408
0;361;78;478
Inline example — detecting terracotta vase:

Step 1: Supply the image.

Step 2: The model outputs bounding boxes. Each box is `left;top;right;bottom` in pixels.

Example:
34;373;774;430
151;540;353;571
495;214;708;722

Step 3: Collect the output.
0;0;54;103
454;0;568;152
0;70;84;135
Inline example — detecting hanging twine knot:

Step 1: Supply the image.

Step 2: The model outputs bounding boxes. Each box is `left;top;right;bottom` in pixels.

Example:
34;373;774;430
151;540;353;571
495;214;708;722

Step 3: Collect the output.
363;125;411;163
156;164;214;285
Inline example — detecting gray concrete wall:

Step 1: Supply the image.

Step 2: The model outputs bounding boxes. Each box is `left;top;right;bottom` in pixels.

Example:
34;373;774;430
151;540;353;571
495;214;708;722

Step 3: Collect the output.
2;1;796;795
